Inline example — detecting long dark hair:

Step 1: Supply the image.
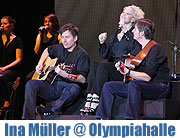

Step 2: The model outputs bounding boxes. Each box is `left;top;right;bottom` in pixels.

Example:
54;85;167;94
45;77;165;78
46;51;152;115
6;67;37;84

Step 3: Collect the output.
44;14;60;32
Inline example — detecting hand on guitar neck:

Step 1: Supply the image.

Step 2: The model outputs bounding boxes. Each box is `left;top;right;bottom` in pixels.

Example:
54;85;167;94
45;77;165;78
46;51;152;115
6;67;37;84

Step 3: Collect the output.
115;60;133;82
115;61;129;75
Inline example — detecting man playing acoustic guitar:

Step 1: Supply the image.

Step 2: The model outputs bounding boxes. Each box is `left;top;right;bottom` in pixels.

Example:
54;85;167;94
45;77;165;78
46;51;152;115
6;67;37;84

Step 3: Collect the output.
96;19;170;120
22;23;90;120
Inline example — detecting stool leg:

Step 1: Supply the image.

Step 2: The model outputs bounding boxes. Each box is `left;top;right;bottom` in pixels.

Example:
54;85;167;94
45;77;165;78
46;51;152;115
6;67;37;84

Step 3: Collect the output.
3;110;9;120
3;77;20;120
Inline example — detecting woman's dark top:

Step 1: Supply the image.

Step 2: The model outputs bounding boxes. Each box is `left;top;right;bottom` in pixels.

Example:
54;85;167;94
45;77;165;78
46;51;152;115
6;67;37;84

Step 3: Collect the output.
0;35;23;71
40;31;59;54
99;28;142;62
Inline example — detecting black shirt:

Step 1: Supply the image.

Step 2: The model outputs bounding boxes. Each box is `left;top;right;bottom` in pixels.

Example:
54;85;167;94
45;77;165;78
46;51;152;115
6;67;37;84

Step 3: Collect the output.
0;36;23;70
40;31;59;54
99;28;142;62
136;42;169;83
48;43;90;79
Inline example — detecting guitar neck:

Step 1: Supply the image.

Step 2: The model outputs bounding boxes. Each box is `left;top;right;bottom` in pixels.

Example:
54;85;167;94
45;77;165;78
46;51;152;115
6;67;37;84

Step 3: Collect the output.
48;64;74;72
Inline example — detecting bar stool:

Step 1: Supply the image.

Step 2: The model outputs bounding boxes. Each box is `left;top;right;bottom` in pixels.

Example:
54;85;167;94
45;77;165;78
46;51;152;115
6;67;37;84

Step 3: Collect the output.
0;77;20;120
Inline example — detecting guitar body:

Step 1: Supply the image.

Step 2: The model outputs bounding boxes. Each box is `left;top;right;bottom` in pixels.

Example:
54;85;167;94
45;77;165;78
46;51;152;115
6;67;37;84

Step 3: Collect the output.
32;57;58;84
120;41;158;83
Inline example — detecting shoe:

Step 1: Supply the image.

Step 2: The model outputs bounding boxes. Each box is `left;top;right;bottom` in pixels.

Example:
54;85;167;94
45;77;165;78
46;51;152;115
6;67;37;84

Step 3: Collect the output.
35;106;54;116
84;93;99;115
80;93;92;115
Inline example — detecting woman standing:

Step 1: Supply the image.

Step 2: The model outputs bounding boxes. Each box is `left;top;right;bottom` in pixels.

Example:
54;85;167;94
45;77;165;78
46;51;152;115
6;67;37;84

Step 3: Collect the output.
34;14;61;55
26;14;61;81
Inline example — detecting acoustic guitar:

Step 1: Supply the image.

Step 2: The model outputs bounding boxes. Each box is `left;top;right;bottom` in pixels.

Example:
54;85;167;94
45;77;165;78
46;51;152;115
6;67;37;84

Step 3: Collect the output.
119;40;158;82
31;56;74;84
119;56;134;82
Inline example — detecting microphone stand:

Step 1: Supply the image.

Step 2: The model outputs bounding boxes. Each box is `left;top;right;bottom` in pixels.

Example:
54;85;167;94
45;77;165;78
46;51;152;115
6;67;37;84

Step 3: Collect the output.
169;40;180;80
170;0;179;80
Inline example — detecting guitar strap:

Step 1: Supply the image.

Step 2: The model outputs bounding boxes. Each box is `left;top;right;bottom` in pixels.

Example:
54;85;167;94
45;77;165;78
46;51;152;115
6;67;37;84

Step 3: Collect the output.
130;40;158;67
64;46;81;65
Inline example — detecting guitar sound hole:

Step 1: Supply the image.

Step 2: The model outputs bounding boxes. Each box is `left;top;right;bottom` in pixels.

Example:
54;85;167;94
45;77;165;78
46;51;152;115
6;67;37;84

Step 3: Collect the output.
39;73;45;79
45;66;50;73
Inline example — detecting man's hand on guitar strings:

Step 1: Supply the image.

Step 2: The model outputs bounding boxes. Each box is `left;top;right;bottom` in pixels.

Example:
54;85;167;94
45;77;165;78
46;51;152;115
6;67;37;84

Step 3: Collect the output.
36;64;43;74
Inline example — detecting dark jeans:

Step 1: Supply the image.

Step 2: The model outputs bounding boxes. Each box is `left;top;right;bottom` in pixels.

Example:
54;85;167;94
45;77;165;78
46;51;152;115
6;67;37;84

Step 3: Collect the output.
96;80;170;120
86;61;123;96
0;69;18;100
22;79;80;119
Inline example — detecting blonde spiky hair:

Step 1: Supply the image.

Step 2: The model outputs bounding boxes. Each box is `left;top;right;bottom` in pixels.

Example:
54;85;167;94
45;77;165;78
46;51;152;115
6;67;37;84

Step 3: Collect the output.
124;5;145;22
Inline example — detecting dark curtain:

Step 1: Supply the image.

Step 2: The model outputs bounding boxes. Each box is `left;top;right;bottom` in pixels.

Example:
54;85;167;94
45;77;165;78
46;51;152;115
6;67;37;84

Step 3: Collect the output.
55;0;180;73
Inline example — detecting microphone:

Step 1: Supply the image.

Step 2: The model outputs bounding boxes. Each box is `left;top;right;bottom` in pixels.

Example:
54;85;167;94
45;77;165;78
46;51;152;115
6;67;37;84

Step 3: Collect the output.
38;26;48;32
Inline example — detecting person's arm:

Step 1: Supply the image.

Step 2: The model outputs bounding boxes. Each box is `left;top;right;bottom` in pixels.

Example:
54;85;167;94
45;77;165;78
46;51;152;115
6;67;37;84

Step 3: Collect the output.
34;34;42;54
130;45;166;82
55;50;89;84
67;74;86;83
0;49;23;73
128;70;151;81
98;32;111;59
55;66;86;83
34;26;49;54
115;61;151;82
36;48;49;74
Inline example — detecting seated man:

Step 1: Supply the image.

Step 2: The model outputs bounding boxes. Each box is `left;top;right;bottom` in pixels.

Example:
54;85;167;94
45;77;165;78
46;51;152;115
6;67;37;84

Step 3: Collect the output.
96;19;170;120
22;23;90;120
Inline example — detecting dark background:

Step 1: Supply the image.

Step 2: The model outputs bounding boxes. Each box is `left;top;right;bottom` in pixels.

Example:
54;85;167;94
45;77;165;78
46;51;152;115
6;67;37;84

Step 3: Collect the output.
0;0;55;77
54;0;180;75
0;0;180;76
0;0;55;119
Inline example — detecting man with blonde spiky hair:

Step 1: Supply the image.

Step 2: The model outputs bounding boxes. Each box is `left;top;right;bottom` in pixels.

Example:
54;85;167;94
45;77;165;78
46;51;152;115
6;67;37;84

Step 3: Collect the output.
80;5;145;115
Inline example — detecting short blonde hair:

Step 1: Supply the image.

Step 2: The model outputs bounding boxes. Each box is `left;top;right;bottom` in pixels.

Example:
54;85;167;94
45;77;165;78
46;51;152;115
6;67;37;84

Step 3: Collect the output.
124;5;145;22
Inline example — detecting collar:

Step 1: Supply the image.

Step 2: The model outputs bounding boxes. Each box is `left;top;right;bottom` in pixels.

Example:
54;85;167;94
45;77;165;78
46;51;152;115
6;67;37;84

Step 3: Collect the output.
121;24;133;33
